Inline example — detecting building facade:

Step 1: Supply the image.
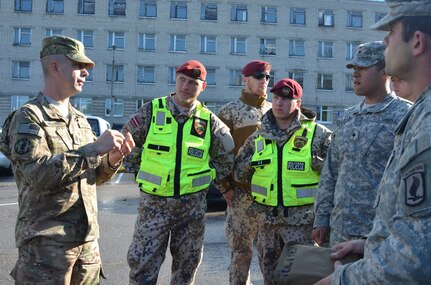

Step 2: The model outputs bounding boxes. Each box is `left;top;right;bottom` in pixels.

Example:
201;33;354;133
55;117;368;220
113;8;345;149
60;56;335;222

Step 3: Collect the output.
0;0;387;129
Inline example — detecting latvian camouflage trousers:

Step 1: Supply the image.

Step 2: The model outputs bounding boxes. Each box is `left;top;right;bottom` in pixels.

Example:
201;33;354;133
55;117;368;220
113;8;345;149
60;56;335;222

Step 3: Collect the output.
225;187;258;285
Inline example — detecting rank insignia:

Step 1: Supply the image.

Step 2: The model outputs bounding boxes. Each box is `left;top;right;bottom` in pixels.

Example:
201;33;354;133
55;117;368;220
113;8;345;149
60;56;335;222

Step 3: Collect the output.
404;163;425;207
294;136;308;149
192;117;207;138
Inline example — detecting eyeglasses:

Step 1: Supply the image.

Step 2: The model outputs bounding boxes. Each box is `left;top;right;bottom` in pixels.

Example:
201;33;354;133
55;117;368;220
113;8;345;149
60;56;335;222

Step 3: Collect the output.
250;72;271;81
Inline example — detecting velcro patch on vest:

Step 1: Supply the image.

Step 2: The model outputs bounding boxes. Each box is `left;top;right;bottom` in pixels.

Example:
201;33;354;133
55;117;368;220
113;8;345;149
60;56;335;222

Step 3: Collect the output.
188;147;204;159
191;117;208;138
287;161;305;171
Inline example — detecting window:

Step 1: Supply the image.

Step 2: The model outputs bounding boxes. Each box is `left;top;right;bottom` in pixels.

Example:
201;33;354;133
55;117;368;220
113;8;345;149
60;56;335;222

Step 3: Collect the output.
230;37;246;54
346;41;361;60
290;8;305;25
77;30;94;48
78;0;95;14
108;32;125;49
231;5;247;22
170;1;187;19
139;33;156;51
140;0;157;17
169;34;186;52
318;41;333;58
261;6;277;23
201;3;217;21
201;36;216;54
168;67;177;84
347;11;363;28
229;69;242;86
46;29;63;37
259;38;276;55
73;98;92;115
318;10;334;27
289;39;305;57
375;12;387;23
317;73;333;90
109;0;126;16
316;106;332;123
11;95;30;111
105;98;124;117
137;65;155;83
12;61;30;79
46;0;63;14
206;68;216;86
345;74;354;91
13;28;31;46
15;0;32;12
136;99;146;110
289;71;304;87
106;64;124;82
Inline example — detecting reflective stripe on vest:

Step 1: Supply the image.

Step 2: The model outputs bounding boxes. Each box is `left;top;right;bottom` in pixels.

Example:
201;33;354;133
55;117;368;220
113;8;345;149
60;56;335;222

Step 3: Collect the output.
250;121;320;207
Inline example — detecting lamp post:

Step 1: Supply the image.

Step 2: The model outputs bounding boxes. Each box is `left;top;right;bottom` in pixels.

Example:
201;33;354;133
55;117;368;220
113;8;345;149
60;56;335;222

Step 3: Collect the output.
110;44;117;126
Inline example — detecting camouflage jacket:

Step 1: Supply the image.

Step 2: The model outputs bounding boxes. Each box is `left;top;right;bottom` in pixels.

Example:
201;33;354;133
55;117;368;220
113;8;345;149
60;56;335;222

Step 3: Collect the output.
314;93;412;236
333;87;431;285
0;92;116;247
234;108;332;224
122;93;234;192
217;89;272;156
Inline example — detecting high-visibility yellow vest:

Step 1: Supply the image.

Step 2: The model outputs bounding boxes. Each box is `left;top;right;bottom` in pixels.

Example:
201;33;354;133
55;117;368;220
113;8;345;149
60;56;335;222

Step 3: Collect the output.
136;97;215;197
251;121;319;207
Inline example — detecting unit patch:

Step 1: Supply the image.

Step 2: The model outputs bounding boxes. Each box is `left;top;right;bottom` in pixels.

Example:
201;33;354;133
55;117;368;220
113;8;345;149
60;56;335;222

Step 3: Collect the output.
14;138;31;155
188;147;204;159
294;136;308;149
403;163;425;207
191;117;208;138
287;161;305;171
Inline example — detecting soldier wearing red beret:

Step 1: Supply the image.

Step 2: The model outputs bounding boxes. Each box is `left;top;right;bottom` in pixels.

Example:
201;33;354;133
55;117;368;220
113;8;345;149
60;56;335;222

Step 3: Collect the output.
233;78;332;284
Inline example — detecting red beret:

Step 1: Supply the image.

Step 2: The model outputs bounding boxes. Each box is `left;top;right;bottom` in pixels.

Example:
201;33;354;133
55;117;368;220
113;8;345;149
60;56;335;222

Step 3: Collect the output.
242;60;272;76
270;78;302;99
176;60;207;81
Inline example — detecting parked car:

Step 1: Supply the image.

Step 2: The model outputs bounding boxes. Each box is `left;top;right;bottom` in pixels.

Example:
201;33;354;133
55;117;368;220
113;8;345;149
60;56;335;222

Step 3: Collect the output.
86;115;111;137
0;127;13;175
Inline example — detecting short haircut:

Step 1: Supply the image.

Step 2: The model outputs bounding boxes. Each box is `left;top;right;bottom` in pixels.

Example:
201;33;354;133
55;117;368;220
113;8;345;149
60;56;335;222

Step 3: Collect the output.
401;16;431;42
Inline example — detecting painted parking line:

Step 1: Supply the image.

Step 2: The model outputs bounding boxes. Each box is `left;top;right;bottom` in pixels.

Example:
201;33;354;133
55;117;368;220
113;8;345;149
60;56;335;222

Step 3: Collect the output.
0;202;18;207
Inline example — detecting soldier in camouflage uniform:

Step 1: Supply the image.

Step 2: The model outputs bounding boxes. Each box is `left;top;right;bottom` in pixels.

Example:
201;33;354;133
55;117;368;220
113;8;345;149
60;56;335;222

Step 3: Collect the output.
0;36;134;284
234;78;332;285
312;41;412;247
218;60;272;285
315;0;431;284
122;60;234;285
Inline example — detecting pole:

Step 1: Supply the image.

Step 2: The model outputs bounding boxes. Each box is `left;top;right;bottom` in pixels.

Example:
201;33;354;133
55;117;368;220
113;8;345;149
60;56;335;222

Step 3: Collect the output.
110;44;117;126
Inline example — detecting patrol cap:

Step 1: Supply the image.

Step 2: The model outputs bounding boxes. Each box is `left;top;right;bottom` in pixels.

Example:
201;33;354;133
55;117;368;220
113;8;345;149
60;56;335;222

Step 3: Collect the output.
370;0;431;31
40;35;95;68
346;41;385;69
242;60;272;76
176;60;207;81
270;78;302;99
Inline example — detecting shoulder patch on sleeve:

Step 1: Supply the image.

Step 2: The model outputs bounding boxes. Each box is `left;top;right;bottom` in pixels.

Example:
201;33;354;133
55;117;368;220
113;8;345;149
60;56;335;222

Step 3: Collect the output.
17;123;41;136
14;138;32;155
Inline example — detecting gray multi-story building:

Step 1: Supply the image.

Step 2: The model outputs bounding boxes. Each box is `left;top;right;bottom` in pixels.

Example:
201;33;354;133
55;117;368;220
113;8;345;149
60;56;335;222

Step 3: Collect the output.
0;0;387;129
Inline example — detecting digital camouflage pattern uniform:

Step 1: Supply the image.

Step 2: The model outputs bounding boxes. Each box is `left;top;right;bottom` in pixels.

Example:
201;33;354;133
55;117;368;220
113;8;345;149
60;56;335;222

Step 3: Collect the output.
333;87;431;285
314;41;412;247
0;92;116;284
122;93;234;285
218;89;271;285
234;108;332;285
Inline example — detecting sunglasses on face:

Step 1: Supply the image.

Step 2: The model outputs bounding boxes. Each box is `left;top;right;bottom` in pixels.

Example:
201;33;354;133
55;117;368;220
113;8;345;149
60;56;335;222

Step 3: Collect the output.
250;72;271;81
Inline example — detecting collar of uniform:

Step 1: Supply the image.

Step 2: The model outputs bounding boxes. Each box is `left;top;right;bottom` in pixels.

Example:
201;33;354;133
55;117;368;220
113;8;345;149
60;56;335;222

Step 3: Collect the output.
239;89;267;108
166;93;197;122
37;92;68;120
353;92;397;114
